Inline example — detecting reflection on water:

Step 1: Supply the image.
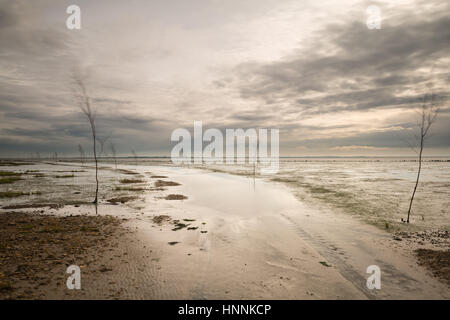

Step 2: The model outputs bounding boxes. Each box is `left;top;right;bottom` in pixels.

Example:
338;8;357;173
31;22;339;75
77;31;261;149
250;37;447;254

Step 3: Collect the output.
127;157;449;230
165;167;299;218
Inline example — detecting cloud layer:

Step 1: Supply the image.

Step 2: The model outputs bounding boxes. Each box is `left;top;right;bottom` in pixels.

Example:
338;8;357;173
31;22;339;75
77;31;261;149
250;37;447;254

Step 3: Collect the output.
0;0;449;157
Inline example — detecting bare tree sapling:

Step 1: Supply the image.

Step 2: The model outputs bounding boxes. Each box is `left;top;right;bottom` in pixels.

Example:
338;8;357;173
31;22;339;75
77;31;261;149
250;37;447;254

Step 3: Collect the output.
74;76;99;204
110;143;117;169
78;144;85;166
405;91;439;223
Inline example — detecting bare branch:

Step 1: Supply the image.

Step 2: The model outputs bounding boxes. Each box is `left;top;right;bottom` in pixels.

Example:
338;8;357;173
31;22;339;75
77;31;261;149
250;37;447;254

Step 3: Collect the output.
73;73;99;204
406;85;440;223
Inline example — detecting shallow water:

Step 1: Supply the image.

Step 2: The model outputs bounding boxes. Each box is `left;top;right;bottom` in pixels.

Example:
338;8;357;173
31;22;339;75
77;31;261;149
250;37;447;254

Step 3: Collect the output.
167;158;450;231
163;167;299;218
4;157;447;230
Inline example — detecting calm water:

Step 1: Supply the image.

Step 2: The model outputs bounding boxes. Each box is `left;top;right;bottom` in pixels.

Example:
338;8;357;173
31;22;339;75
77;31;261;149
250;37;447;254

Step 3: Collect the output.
7;157;447;230
120;157;450;230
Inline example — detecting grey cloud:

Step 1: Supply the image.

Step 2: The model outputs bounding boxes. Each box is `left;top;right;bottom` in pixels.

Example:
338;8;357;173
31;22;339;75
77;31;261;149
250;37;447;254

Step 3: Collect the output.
1;0;449;156
216;5;450;151
233;15;450;114
292;125;450;149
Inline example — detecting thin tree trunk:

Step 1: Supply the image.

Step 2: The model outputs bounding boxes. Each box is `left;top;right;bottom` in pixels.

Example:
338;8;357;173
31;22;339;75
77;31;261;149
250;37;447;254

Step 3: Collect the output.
90;121;98;204
407;137;423;223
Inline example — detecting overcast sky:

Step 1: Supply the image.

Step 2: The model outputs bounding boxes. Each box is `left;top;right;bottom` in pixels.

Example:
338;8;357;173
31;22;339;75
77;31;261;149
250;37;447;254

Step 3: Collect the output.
0;0;449;157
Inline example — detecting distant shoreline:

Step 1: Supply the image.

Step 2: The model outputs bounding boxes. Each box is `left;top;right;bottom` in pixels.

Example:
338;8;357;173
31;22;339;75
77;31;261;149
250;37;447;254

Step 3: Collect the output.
1;156;450;162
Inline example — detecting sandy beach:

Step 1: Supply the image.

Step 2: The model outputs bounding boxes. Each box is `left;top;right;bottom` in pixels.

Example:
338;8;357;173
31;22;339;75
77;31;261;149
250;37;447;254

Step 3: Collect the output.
1;160;449;299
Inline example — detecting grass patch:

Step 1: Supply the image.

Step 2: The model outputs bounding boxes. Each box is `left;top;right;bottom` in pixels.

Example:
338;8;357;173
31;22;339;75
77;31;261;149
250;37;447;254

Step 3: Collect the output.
155;180;180;187
117;169;139;175
114;186;146;192
106;196;138;205
164;194;188;200
0;161;33;166
271;177;297;183
119;178;145;184
272;177;397;232
0;177;22;184
309;186;333;194
0;171;22;177
151;175;168;178
54;174;75;178
149;187;166;191
0;191;28;198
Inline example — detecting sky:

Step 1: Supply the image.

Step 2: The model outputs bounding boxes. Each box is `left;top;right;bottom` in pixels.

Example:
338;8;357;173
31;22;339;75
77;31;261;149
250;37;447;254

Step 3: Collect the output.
0;0;449;157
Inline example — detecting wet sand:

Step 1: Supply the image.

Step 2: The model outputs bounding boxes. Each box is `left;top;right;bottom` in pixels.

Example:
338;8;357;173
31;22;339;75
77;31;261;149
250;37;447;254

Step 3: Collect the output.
0;162;449;299
132;166;450;299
